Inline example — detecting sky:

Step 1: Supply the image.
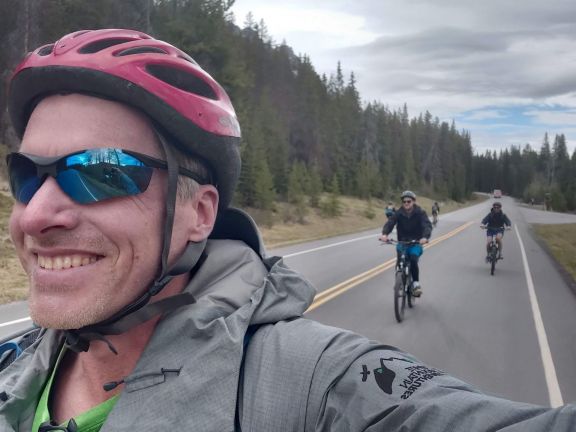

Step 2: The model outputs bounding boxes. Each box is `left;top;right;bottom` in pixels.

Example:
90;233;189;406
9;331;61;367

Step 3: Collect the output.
230;0;576;155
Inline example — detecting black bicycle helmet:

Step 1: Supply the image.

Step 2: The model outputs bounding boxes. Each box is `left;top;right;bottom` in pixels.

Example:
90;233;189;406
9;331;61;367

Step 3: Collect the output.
401;190;417;200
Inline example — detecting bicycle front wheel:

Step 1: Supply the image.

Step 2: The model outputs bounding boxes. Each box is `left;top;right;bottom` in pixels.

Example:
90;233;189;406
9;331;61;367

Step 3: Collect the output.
394;272;405;323
490;245;498;275
407;276;414;308
491;257;496;275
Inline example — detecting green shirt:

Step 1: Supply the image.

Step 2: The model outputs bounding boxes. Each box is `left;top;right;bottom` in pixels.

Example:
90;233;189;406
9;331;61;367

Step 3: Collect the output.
32;348;119;432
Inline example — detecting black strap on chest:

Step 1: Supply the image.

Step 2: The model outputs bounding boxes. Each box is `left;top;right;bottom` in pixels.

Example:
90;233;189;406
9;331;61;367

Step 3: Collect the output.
38;418;78;431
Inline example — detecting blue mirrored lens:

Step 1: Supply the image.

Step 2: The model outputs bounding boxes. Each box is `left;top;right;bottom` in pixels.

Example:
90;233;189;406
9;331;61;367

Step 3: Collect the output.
16;177;42;204
8;149;154;204
58;149;153;204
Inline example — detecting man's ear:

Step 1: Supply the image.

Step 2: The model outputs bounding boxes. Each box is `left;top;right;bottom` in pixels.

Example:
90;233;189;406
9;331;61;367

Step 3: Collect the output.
185;185;219;242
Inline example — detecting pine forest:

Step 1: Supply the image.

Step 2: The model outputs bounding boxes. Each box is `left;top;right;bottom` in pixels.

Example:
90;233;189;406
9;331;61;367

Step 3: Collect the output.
1;0;575;216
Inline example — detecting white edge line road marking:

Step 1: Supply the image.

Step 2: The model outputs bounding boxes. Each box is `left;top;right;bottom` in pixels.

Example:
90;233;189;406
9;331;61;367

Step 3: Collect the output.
0;317;32;328
514;225;564;407
283;233;381;258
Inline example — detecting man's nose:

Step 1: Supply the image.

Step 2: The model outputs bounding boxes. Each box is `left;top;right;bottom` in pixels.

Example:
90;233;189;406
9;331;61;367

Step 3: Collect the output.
15;177;80;236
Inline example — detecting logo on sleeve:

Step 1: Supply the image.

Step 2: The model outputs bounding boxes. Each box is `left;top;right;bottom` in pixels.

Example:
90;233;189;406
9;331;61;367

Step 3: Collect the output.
398;365;445;399
360;356;444;399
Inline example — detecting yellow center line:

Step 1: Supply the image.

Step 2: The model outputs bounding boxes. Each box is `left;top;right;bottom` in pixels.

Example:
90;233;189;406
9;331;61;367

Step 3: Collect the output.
306;220;475;312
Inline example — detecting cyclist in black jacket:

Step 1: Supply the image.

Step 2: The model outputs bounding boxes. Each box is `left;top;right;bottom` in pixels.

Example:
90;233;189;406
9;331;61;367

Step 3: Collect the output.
379;191;432;297
481;201;512;260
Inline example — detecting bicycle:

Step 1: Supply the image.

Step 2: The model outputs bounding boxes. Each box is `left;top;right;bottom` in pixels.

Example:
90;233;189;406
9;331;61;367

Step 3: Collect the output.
432;212;438;227
481;226;508;275
383;239;420;322
486;234;499;275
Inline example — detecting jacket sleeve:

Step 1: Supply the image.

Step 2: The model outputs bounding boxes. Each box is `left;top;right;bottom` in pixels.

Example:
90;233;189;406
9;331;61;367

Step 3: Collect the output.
420;210;432;239
312;345;576;431
382;212;397;235
504;214;512;226
481;213;490;225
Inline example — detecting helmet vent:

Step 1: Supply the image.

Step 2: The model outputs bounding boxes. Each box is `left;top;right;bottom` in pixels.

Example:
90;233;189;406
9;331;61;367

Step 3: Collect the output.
79;38;134;54
115;46;169;56
178;55;199;66
145;64;217;100
37;44;54;56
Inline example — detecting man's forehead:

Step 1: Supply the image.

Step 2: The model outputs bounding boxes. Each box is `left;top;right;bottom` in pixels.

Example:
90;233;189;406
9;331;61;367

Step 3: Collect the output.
21;94;161;157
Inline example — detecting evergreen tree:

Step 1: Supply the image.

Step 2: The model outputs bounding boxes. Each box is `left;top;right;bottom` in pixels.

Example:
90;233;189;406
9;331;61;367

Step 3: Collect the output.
286;162;308;223
307;164;323;208
321;175;342;217
539;133;552;186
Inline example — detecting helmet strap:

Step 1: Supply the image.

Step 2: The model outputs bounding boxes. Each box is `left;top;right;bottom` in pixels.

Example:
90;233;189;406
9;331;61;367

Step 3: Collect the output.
64;241;206;353
155;130;178;291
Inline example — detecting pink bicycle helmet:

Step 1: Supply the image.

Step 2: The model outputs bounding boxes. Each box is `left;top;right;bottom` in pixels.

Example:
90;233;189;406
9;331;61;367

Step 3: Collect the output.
8;29;241;208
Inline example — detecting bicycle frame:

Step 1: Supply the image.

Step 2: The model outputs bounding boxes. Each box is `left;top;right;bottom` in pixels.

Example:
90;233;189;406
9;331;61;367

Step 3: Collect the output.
487;235;499;275
385;239;419;322
396;244;412;279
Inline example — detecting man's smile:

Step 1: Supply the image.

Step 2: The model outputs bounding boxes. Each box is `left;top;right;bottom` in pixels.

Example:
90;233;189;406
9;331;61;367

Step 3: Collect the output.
37;254;102;270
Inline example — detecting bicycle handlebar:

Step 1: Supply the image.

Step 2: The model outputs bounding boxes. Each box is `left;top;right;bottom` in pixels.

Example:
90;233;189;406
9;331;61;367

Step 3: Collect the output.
380;239;420;246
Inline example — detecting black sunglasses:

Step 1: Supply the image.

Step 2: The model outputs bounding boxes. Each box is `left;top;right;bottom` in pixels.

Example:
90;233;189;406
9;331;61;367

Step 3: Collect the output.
7;148;209;205
402;199;413;204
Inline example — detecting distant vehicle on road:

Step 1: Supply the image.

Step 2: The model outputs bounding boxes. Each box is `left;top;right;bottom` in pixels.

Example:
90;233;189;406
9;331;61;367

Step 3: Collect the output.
493;189;502;198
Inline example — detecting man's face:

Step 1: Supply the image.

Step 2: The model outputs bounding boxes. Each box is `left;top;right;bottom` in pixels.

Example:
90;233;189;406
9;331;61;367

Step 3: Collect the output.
493;205;501;212
9;94;194;329
402;198;415;212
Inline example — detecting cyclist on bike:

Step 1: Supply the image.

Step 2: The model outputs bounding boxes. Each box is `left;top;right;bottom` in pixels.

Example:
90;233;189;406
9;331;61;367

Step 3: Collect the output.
481;202;512;260
384;201;396;219
431;201;440;224
379;191;432;297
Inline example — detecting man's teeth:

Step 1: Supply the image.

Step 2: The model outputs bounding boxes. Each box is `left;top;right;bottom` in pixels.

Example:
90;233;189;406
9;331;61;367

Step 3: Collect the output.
38;255;98;270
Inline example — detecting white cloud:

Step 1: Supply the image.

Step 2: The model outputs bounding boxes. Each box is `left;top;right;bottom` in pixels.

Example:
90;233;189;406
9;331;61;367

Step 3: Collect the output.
230;1;576;153
230;3;378;51
524;109;576;125
463;110;507;121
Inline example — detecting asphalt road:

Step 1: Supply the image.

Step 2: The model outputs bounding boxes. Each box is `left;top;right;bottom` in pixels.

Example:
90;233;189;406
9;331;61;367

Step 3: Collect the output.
274;197;576;407
2;197;576;409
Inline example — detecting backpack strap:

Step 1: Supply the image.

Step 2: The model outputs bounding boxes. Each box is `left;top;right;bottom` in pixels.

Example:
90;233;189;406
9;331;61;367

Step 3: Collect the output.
234;324;262;432
236;319;342;432
0;326;42;373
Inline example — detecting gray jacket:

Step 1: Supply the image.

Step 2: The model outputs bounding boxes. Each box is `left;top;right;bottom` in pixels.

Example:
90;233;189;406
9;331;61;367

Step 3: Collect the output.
1;239;575;431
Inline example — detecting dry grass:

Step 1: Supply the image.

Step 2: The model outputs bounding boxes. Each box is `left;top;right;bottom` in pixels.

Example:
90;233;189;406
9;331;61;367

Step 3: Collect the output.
0;192;28;304
259;193;487;249
259;196;386;248
533;224;576;281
